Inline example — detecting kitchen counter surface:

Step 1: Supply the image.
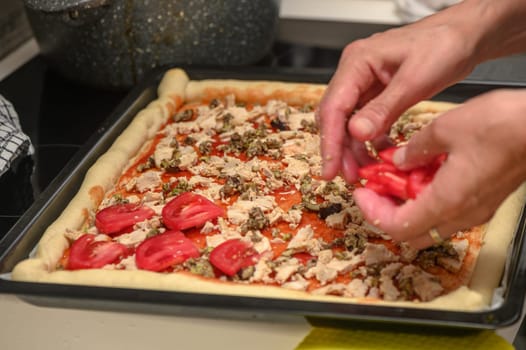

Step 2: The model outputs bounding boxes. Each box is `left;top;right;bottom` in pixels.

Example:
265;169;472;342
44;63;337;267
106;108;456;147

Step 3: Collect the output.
0;294;310;350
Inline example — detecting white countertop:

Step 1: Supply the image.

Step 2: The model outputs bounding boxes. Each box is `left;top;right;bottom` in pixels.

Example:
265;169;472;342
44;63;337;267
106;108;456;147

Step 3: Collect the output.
0;294;310;350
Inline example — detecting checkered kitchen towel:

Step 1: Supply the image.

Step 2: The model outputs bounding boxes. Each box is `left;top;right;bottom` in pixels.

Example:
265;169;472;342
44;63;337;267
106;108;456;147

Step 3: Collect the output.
0;94;33;177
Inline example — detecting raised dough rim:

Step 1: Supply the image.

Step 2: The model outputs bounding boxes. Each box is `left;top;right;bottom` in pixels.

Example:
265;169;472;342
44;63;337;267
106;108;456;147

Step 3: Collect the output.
9;68;526;313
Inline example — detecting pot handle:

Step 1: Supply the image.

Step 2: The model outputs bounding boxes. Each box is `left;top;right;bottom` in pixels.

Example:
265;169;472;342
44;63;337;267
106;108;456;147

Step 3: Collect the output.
23;0;111;13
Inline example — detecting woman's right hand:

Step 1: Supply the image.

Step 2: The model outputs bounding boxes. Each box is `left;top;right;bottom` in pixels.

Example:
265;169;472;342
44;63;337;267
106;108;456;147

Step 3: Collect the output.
318;0;526;183
318;1;485;182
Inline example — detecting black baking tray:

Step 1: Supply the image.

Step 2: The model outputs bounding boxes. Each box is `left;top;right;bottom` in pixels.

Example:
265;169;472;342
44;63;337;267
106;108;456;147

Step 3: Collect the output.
0;66;526;329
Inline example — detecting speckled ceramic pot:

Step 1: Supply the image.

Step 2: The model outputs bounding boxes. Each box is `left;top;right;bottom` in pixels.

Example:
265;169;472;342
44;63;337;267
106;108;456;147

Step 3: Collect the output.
23;0;280;89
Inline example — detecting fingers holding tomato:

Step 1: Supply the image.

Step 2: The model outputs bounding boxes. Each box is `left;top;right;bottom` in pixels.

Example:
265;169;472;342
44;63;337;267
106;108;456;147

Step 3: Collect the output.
358;146;446;201
354;145;453;246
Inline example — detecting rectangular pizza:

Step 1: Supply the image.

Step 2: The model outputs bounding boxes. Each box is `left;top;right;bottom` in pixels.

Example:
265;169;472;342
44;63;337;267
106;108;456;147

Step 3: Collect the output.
11;68;526;312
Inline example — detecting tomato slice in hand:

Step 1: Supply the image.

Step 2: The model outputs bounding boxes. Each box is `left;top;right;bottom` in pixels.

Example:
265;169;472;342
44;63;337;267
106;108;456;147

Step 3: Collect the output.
358;162;400;179
67;234;129;270
135;231;200;272
95;203;155;235
378;147;398;164
359;158;409;200
209;239;259;277
369;171;409;200
407;168;432;199
358;146;446;201
364;179;392;196
162;192;224;231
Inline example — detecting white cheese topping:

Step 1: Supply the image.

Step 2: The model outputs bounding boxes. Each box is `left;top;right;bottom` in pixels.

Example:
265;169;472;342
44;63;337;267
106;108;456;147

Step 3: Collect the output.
114;229;149;247
287;225;322;254
311;283;347;296
363;243;400;266
227;195;276;226
437;239;469;272
250;258;273;283
281;275;310;291
282;157;310;182
287;112;315;131
153;138;175;168
399;265;444;301
345;279;369;298
178;145;198;170
274;258;301;284
222;156;258;181
326;254;363;274
134;170;162;193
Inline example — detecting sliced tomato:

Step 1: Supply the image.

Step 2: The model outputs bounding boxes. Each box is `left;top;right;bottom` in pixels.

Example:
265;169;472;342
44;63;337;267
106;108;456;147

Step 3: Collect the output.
358;146;446;201
162;192;224;231
359;158;409;200
135;231;200;272
378;147;398;163
95;203;155;235
380;172;409;199
407;168;430;199
66;234;129;270
358;162;400;180
209;239;259;277
406;153;447;198
364;179;391;196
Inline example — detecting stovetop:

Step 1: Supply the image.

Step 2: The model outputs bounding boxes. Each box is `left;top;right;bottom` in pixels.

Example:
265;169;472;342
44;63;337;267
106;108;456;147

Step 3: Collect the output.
0;42;341;238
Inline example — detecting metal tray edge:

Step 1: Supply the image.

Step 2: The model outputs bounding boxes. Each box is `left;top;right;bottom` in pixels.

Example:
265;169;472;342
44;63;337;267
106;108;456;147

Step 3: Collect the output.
0;66;525;329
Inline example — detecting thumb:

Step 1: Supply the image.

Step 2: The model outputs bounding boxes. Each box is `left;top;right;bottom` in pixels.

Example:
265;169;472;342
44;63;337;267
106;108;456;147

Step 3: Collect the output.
348;70;432;142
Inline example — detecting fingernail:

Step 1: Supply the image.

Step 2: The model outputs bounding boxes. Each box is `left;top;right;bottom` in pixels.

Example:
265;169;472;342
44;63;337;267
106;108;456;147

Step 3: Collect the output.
352;118;375;139
392;147;406;166
321;154;332;179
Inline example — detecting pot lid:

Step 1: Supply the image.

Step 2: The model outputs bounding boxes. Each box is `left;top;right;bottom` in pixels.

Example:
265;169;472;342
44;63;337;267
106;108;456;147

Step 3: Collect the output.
24;0;110;12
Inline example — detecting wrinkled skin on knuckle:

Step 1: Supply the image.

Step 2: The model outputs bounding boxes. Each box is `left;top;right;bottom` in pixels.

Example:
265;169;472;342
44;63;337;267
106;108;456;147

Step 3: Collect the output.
340;42;361;63
342;39;369;58
358;100;392;132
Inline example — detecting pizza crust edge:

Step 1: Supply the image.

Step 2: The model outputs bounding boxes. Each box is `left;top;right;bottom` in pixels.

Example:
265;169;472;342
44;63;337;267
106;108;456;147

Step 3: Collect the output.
11;68;526;312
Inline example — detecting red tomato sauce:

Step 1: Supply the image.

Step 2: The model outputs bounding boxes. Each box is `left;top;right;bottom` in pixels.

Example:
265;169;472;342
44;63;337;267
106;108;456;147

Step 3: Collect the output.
79;98;370;293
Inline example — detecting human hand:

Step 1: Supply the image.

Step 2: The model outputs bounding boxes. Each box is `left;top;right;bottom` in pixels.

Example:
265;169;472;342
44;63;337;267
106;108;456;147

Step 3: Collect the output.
318;3;486;183
352;89;526;248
